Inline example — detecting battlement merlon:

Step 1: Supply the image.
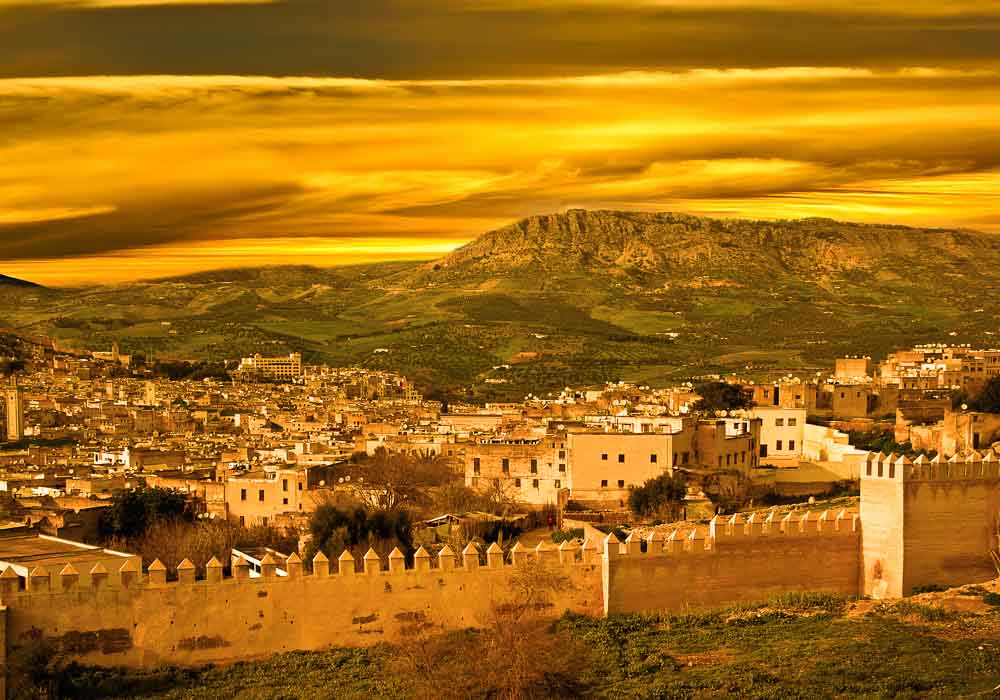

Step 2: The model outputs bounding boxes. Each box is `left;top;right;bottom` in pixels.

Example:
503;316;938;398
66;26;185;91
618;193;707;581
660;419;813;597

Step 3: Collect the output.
0;542;597;604
709;509;858;542
860;450;1000;483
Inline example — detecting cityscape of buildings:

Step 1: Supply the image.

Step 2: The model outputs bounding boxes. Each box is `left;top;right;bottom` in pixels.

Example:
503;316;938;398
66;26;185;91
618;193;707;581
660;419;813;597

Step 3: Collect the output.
2;340;1000;693
0;342;996;540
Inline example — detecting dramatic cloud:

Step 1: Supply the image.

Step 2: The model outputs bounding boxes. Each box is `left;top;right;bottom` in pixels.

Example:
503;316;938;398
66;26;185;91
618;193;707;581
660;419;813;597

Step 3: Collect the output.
4;1;1000;79
1;1;999;283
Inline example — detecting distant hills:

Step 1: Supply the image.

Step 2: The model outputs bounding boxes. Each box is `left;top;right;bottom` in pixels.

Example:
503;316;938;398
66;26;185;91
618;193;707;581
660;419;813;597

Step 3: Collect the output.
0;274;41;288
405;209;996;284
1;210;998;400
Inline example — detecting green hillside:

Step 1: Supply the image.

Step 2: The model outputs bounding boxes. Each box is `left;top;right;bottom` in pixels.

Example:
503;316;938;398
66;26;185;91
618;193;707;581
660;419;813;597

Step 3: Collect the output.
3;210;999;400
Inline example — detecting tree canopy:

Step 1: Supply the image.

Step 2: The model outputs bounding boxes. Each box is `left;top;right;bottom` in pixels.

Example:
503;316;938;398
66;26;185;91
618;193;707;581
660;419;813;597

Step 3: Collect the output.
306;504;414;563
692;382;752;412
99;486;190;540
971;376;1000;414
628;473;687;519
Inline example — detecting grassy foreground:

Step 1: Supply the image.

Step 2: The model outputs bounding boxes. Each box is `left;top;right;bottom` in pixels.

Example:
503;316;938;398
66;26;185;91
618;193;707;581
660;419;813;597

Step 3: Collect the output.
44;591;1000;699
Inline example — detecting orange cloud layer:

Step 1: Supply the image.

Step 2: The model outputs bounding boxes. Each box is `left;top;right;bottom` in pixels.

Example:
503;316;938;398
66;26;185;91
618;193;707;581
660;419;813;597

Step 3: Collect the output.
2;68;1000;284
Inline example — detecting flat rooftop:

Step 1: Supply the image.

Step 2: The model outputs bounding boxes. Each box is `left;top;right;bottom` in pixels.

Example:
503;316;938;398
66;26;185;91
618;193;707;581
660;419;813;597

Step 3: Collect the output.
0;534;132;568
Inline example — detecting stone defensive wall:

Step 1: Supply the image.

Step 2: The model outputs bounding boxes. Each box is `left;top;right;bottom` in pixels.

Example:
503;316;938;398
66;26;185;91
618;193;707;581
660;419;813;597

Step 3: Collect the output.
861;450;1000;598
0;542;604;674
2;449;1000;683
603;509;860;614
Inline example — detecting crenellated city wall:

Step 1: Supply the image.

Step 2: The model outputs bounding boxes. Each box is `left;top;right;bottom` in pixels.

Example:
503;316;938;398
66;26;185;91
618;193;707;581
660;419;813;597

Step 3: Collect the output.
3;449;1000;683
602;509;860;615
0;542;604;671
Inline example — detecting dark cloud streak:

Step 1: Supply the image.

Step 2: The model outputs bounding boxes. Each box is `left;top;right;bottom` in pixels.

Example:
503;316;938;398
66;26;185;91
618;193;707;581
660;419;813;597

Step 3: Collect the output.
2;1;1000;78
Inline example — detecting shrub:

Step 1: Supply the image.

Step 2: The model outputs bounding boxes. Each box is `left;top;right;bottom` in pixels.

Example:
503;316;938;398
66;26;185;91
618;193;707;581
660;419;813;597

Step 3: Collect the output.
110;518;295;577
692;381;753;412
393;561;588;700
306;504;414;564
99;487;191;540
982;592;1000;607
551;528;584;544
629;473;687;519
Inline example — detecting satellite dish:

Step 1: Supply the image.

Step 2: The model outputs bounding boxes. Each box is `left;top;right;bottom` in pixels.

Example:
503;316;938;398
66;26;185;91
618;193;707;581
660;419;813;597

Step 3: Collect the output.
961;404;969;411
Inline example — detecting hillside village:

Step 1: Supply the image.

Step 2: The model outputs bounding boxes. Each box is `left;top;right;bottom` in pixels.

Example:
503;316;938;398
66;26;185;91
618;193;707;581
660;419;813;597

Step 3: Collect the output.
1;341;997;536
1;336;1000;692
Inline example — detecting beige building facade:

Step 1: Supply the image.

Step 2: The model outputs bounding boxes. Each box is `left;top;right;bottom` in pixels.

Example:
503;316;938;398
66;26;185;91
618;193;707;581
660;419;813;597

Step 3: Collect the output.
225;467;310;527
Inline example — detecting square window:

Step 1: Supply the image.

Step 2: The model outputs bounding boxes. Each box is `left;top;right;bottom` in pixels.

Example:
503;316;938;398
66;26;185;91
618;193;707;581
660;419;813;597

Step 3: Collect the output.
601;479;608;487
554;480;561;489
558;450;565;459
618;454;625;463
788;418;797;427
601;453;608;461
617;479;625;488
558;463;566;472
776;418;784;426
650;454;658;464
282;497;288;505
515;478;522;487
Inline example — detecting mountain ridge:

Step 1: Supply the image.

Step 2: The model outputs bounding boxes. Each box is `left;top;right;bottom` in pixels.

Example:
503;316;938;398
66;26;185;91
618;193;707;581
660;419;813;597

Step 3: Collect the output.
404;209;996;285
2;209;998;400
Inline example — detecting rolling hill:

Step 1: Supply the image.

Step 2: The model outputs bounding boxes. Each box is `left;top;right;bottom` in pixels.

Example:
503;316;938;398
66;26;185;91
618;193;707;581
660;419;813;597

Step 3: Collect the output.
0;273;42;288
2;210;998;400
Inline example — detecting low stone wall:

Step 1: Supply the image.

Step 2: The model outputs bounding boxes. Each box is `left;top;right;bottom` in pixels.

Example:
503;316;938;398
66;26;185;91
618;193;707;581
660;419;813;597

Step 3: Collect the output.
603;510;861;615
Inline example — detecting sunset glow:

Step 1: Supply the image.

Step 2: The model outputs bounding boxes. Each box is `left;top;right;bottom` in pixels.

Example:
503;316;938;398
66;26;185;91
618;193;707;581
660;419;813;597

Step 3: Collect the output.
2;1;1000;284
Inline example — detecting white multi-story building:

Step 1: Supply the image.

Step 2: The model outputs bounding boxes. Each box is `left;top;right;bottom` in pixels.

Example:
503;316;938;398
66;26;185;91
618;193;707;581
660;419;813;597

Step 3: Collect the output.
238;353;302;382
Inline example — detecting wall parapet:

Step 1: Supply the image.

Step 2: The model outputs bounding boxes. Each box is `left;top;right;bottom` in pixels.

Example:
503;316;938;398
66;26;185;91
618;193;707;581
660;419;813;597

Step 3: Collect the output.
860;450;1000;483
596;508;859;564
0;539;602;607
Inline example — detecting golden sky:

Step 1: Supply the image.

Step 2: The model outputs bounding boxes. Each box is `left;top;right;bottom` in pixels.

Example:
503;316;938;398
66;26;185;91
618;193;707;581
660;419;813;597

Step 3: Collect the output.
2;1;1000;285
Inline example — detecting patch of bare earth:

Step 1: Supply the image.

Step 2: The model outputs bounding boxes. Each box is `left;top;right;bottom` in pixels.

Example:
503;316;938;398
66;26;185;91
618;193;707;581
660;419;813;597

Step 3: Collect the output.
674;649;736;669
